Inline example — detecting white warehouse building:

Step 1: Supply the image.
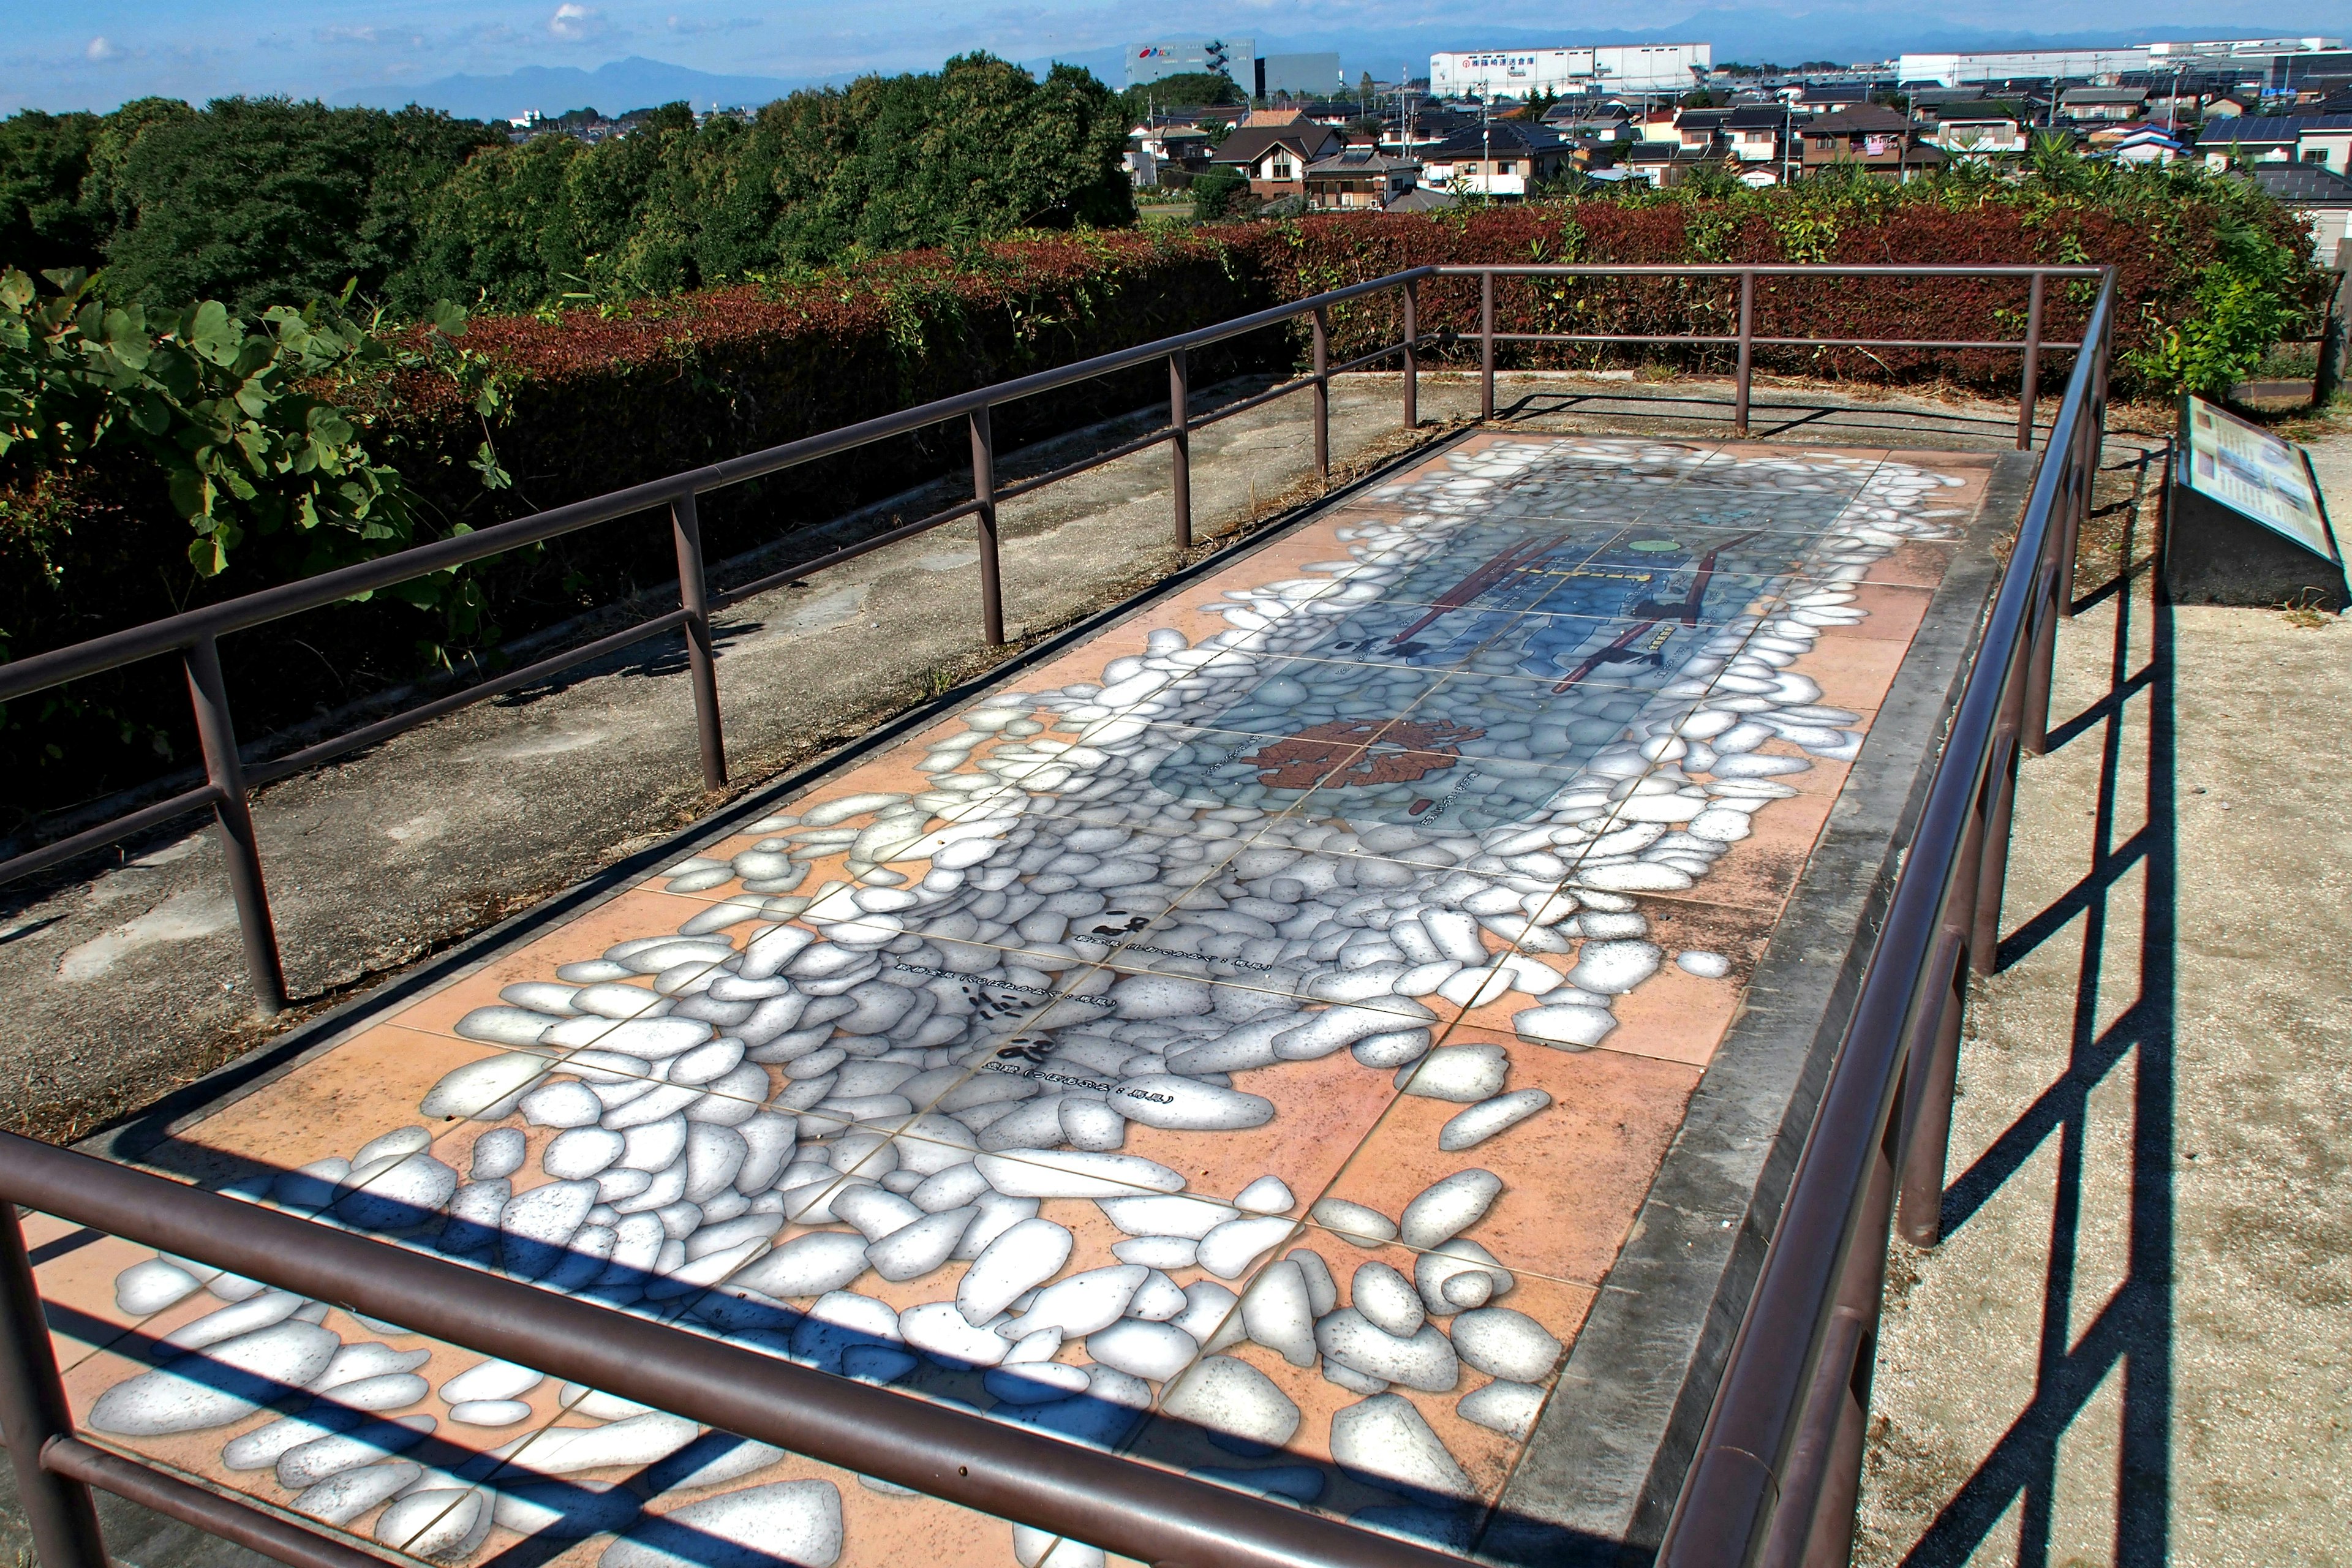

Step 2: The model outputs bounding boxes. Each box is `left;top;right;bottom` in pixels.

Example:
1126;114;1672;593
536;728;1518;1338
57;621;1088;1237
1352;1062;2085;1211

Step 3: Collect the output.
1899;36;2342;86
1430;42;1712;99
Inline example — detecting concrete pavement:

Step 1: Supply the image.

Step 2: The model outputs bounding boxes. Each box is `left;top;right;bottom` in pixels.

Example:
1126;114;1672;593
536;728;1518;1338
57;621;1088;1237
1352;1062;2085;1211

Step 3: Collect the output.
1855;411;2352;1566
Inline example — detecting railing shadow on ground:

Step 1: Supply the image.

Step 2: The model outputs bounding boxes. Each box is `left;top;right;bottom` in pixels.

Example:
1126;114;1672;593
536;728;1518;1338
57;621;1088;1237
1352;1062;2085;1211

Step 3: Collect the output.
1892;442;2176;1567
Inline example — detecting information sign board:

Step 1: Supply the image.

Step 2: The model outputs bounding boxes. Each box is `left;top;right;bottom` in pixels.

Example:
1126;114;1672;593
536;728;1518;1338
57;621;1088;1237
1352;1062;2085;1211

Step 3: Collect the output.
2181;396;2338;560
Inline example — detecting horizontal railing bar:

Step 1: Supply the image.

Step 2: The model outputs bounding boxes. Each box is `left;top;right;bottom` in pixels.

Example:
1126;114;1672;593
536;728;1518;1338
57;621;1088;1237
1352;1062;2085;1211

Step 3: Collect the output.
43;1438;397;1568
1482;332;2086;351
1186;374;1319;432
995;424;1176;502
1434;264;2105;278
0;268;1439;706
244;610;693;786
0;783;225;889
0;1134;1462;1568
710;500;984;611
1327;339;1409;377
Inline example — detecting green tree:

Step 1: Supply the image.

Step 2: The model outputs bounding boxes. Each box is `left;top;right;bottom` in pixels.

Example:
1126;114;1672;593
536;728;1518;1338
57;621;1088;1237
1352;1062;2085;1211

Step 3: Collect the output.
1359;72;1378;107
1120;72;1244;121
0;111;105;279
88;98;502;313
1189;165;1248;222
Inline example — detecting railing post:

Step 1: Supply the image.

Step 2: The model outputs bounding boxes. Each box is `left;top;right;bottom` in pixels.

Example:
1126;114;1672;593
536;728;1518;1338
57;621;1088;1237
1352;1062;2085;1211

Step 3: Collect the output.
1897;905;1976;1248
182;636;286;1016
1760;1106;1898;1568
1401;277;1419;430
1734;270;1756;437
2058;394;2092;619
1169;349;1192;552
970;405;1005;646
1970;661;2028;975
1312;306;1331;481
0;1205;110;1568
669;491;726;792
2015;271;2046;450
1479;271;1496;421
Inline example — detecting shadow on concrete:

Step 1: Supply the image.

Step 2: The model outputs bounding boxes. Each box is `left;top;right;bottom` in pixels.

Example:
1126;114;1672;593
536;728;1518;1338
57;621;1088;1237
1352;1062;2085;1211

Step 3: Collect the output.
1899;452;2177;1567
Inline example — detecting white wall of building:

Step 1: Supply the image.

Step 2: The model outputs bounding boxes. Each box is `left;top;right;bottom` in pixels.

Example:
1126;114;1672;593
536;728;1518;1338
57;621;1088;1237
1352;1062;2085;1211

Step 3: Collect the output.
1430;43;1711;99
1899;47;2152;86
1900;37;2343;88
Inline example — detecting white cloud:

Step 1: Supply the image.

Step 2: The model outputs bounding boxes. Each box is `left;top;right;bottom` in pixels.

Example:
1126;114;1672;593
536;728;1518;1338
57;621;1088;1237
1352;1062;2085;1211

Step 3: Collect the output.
314;25;380;46
548;4;607;41
85;36;119;62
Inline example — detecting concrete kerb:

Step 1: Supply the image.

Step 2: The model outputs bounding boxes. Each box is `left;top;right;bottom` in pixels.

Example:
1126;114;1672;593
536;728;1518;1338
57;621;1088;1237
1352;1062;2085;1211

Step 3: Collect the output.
1480;450;2041;1566
85;421;1485;1169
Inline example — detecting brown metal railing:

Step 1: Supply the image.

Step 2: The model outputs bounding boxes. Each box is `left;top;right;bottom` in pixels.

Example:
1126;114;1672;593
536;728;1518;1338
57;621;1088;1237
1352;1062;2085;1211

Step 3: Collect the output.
1434;263;2100;442
0;1133;1469;1568
0;260;2091;1023
1656;268;2119;1567
0;263;2115;1568
0;268;1436;1014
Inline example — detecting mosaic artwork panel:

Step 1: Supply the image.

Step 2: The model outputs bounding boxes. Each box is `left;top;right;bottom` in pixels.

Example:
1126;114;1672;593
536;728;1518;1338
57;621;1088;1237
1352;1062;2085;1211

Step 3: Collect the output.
72;437;1980;1568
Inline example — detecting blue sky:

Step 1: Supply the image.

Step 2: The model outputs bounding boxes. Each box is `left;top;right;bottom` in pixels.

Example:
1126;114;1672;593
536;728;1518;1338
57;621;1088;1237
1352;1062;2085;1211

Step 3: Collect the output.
4;0;2342;114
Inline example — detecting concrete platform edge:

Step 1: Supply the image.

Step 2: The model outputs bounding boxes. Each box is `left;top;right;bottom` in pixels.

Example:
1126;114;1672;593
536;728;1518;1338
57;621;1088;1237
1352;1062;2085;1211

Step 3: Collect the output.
1481;449;2041;1566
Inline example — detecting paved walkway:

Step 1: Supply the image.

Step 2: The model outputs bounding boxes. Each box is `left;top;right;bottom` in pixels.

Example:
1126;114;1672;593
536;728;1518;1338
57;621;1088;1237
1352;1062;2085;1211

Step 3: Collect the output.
1857;417;2352;1565
20;429;2001;1568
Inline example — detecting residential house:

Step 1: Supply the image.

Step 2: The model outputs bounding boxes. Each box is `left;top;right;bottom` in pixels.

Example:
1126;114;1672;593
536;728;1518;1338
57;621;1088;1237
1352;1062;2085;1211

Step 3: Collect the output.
2105;125;2189;165
1787;85;1870;113
1634;106;1682;142
1556;116;1639;146
1621;139;1716;187
1210;122;1346;200
1675;107;1733;153
1383;186;1461;213
1795;105;1940;178
1420;120;1574;197
1724;105;1793;167
2247;162;2352;260
2203;95;2251;116
1304;149;1424;210
2198;114;2352;175
1928;107;2028;158
1128;122;1213;183
2057;88;2148;122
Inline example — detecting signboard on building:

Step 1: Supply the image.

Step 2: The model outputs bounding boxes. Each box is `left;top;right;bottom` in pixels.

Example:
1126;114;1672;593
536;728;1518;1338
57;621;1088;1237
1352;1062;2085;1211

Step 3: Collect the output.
2164;394;2345;608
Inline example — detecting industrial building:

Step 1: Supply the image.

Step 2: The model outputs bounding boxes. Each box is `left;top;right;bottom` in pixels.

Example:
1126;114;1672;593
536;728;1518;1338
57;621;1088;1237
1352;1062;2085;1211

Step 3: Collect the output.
1260;51;1341;100
1126;38;1254;88
1899;36;2341;88
1430;42;1712;100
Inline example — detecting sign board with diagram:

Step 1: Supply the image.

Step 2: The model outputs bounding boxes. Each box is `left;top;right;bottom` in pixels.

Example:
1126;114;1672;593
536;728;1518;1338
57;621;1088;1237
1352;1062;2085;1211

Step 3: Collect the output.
2165;394;2346;610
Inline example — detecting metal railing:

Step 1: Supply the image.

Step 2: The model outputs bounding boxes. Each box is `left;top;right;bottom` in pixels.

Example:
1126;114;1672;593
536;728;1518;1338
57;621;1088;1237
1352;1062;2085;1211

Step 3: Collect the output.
0;261;2094;1023
1656;268;2119;1567
0;1133;1469;1568
0;263;2116;1568
1436;263;2101;443
0;268;1437;1015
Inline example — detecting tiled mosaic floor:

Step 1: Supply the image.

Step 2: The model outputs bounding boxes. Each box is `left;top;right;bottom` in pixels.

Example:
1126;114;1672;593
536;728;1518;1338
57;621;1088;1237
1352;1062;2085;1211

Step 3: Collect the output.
37;434;1993;1568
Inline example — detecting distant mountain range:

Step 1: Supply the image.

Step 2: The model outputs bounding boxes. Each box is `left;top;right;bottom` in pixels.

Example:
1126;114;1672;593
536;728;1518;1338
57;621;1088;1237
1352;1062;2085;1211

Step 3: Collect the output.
337;57;807;121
